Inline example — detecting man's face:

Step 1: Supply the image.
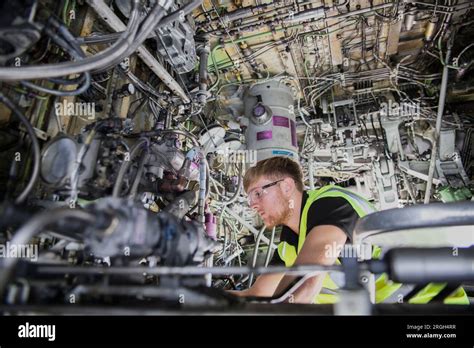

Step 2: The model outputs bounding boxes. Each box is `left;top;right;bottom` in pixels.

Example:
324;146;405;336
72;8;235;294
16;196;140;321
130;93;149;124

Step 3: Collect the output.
246;176;291;228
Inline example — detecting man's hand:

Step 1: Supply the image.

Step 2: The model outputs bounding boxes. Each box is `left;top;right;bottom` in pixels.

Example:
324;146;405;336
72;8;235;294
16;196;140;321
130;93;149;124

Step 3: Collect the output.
228;272;285;297
228;224;346;302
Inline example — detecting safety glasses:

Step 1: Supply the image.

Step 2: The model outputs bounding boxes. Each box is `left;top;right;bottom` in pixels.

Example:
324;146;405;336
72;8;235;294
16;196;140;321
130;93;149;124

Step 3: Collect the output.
247;179;285;205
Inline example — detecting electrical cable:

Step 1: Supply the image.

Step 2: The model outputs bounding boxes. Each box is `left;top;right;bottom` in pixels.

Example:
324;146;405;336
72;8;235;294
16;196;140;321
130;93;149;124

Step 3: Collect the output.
77;0;202;45
112;138;148;197
0;0;142;80
0;93;41;205
19;20;92;96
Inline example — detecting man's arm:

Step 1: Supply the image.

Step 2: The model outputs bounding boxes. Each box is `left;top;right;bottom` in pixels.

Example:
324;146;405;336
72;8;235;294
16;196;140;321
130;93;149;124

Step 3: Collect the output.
229;272;285;297
272;224;347;303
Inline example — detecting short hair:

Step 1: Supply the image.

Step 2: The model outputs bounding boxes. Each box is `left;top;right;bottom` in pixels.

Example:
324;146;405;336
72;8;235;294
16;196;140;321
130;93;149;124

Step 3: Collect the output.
243;156;304;192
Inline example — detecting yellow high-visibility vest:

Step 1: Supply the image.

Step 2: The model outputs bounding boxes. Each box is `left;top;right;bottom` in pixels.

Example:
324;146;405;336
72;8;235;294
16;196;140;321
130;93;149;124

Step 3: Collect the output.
277;185;469;305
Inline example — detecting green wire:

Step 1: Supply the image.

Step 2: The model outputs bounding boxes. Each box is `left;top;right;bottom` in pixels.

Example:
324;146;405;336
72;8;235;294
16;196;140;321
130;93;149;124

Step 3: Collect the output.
206;16;360;91
208;44;221;91
437;35;460;70
62;0;76;26
62;0;70;25
209;18;359;74
14;87;49;100
215;70;271;95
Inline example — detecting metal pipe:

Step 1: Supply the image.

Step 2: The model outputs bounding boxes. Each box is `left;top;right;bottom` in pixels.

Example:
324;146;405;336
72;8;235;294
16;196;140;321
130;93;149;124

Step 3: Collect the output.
198;157;207;223
264;227;276;267
408;1;469;9
125;129;200;147
248;225;266;287
270;271;321;304
223;248;244;264
221;218;228;255
401;170;417;204
330;2;395;20
222;3;269;22
204;255;213;287
112;138;148;197
424;35;453;204
128;151;149;199
36;264;342;276
211;2;393;36
87;0;190;103
196;36;210;106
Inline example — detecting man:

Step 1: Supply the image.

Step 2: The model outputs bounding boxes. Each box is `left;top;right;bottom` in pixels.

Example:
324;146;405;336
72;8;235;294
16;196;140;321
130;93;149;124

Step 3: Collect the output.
230;156;365;304
231;156;469;305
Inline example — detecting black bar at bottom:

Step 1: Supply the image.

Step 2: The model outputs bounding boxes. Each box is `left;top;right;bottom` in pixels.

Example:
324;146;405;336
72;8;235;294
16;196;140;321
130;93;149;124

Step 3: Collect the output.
0;314;472;346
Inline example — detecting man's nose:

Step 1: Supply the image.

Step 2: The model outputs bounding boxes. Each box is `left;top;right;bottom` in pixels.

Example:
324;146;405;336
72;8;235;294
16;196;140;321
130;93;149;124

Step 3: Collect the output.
250;200;260;211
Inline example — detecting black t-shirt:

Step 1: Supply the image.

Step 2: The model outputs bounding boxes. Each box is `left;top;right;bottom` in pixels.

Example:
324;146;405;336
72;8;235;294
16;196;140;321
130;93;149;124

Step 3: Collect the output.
270;191;359;265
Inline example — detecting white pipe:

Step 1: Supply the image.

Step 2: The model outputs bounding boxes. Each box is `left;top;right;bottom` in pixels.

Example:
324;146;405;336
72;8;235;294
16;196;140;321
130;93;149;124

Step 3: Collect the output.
223;207;277;248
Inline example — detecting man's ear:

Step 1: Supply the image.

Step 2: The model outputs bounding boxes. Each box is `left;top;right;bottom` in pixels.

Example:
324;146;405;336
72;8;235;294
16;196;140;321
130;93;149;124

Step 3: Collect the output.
281;177;295;197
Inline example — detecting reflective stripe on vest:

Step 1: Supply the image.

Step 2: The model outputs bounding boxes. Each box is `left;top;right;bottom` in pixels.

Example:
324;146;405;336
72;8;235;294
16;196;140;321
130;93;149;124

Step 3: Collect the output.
277;185;469;305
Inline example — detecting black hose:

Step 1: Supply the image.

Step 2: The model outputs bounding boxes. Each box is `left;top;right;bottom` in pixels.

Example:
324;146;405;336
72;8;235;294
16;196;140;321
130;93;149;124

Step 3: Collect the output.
49;74;87;85
21;73;91;97
128;151;149;199
125;129;200;147
377;113;393;160
112;138;148;197
101;1;173;71
370;113;380;142
77;0;203;45
0;0;141;80
20;21;91;96
0;93;41;205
